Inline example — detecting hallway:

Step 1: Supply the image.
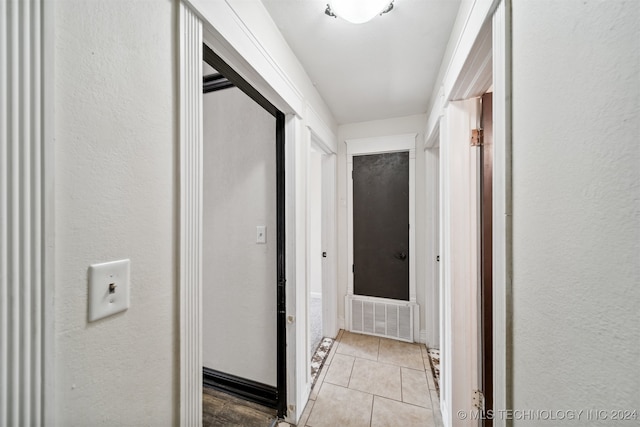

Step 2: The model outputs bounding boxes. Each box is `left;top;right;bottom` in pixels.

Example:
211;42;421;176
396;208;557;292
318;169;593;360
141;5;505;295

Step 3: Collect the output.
297;330;441;427
3;1;638;426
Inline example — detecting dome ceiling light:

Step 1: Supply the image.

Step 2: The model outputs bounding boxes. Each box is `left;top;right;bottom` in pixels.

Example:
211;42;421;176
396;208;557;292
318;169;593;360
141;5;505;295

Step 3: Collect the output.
325;0;395;24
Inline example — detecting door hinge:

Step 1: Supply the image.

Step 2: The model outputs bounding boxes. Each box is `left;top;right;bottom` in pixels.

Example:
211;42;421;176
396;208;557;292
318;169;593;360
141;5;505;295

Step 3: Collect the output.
471;129;483;147
472;389;485;410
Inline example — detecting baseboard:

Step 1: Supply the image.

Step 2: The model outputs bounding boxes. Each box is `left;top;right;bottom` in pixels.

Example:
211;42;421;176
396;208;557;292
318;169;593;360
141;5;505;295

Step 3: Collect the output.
203;367;278;409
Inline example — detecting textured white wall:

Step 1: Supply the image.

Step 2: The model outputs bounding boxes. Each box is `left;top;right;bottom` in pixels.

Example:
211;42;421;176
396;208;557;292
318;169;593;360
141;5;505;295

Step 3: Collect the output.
337;114;428;338
54;0;176;425
202;87;277;386
511;0;640;420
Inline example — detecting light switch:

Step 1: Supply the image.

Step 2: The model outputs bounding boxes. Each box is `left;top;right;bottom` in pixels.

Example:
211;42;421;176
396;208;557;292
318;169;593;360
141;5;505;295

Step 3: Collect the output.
256;226;266;244
88;259;130;322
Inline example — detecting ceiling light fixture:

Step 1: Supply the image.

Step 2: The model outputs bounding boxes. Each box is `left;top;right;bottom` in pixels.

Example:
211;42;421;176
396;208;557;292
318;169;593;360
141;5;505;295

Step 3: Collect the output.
325;0;394;24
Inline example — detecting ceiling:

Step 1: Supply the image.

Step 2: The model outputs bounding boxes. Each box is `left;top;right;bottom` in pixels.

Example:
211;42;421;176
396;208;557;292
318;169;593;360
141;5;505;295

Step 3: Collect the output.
260;0;461;125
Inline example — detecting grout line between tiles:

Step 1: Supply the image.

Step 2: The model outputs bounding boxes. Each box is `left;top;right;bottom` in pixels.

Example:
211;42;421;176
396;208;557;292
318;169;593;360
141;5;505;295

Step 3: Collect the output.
398;399;437;411
400;364;404;403
369;395;375;427
346;355;355;388
304;398;316;427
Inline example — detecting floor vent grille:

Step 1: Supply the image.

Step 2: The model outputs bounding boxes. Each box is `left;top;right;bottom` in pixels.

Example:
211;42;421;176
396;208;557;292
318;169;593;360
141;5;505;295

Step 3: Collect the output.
348;296;415;342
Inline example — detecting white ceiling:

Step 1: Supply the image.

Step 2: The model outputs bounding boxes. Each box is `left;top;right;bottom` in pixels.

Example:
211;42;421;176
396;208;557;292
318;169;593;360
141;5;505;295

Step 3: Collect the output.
261;0;461;125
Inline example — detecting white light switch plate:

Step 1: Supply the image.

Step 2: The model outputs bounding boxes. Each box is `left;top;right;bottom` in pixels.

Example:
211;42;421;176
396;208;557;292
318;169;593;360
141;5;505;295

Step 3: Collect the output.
256;226;266;244
88;259;130;322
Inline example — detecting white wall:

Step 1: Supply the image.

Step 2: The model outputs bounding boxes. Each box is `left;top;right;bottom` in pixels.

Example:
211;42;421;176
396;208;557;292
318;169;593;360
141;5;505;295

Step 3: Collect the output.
202;87;277;386
337;114;428;339
511;0;640;420
54;0;176;425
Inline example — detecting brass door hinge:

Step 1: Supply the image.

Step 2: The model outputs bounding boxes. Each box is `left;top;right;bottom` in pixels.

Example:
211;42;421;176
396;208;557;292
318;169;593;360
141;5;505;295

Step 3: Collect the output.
471;129;483;146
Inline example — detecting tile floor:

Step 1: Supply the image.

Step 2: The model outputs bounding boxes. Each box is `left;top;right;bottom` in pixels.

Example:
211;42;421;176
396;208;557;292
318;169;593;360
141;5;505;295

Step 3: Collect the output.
295;330;442;427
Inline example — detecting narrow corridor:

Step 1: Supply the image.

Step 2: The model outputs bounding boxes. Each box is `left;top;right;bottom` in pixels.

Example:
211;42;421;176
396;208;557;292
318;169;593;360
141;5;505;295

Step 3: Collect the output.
297;330;441;427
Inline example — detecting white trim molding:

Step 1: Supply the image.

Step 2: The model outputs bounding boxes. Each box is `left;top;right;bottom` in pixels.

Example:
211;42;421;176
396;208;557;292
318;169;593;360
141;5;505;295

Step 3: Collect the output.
306;103;338;154
0;0;54;424
179;3;203;426
190;0;304;116
491;1;512;425
425;0;502;144
345;133;418;340
448;18;493;102
289;114;307;424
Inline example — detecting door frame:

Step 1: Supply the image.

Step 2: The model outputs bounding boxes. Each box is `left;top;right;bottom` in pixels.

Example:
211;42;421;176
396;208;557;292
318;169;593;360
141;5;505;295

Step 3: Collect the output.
423;139;440;349
319;149;338;339
179;1;340;424
345;134;418;336
307;134;338;341
423;0;511;425
201;42;287;417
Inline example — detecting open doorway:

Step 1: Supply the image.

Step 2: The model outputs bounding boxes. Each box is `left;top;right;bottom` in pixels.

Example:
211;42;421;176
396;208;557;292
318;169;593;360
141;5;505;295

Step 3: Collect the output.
308;145;324;358
423;142;441;392
307;137;338;384
201;44;287;419
479;91;493;425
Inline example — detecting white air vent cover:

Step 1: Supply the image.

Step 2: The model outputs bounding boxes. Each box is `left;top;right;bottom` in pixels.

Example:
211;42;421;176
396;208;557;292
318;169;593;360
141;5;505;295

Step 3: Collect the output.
347;295;416;342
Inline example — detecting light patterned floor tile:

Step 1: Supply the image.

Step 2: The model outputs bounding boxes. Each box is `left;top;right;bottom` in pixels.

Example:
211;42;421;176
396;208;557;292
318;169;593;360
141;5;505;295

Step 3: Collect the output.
401;367;431;408
323;353;355;387
307;383;373;427
348;358;401;401
336;331;380;361
378;337;425;370
371;396;435;427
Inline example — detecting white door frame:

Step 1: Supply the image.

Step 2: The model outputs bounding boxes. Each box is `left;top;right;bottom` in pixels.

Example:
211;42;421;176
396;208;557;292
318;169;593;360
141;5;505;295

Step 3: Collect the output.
441;97;482;427
320;151;338;339
1;1;55;424
424;0;511;425
307;132;338;340
178;5;203;426
345;134;418;338
305;132;338;385
178;1;338;424
423;130;440;349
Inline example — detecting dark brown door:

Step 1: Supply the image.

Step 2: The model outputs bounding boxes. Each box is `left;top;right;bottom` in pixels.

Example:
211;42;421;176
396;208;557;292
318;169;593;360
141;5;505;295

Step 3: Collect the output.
480;92;493;425
353;152;409;301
